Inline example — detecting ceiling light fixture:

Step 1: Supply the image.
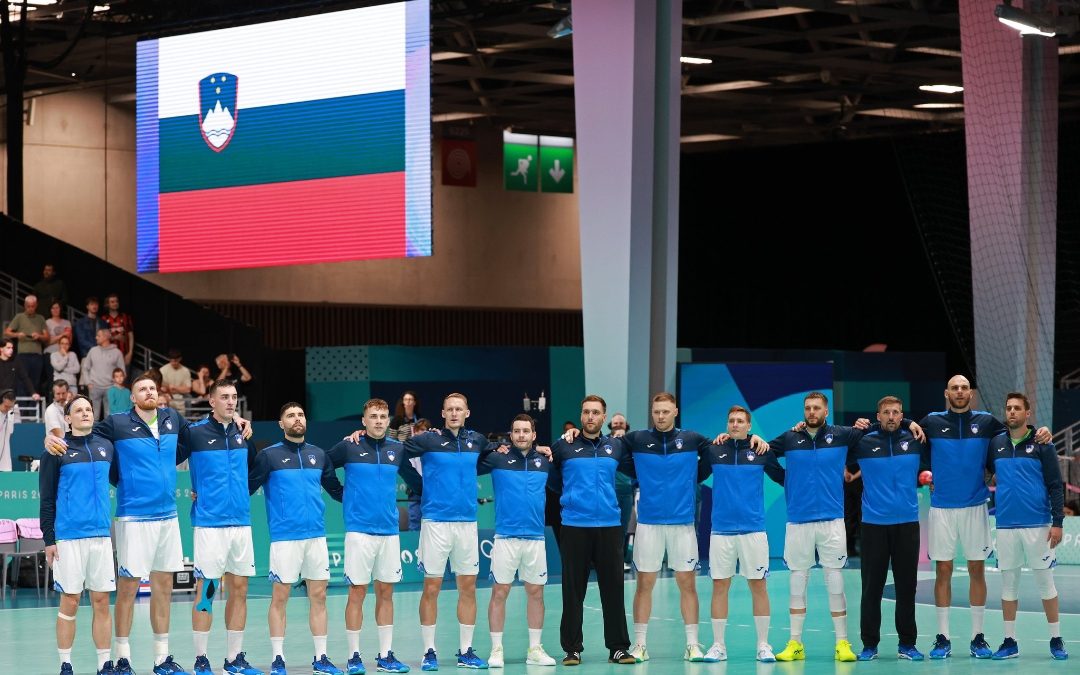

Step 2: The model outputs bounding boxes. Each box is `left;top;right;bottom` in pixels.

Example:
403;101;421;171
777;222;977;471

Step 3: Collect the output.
919;84;964;94
680;56;713;65
995;1;1077;37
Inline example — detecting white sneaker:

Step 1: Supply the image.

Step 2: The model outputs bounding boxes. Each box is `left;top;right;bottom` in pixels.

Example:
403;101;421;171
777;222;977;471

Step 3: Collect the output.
704;643;727;662
628;643;649;662
684;643;706;662
757;644;776;663
488;644;504;668
526;645;556;666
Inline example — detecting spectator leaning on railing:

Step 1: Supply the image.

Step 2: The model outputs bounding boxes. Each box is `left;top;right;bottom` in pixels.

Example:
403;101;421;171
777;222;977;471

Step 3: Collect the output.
0;388;21;471
5;293;49;395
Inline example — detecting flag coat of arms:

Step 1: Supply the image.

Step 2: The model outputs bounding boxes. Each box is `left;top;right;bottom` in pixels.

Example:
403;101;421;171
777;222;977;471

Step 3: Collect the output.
136;1;430;273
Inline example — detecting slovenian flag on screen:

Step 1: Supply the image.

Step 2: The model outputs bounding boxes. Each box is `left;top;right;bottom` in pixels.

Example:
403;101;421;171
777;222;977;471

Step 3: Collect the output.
136;1;430;273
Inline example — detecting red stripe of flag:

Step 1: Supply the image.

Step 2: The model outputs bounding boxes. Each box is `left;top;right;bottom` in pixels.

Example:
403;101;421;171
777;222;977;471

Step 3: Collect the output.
158;172;406;272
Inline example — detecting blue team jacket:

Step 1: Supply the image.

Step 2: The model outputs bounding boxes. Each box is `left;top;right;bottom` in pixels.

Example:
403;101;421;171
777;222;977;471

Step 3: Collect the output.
328;435;411;536
919;410;1004;508
848;428;926;525
704;438;784;534
97;407;185;520
549;434;633;528
39;432;115;545
986;427;1065;529
249;439;343;542
479;445;552;539
179;417;254;528
622;428;711;525
770;425;863;524
402;429;495;522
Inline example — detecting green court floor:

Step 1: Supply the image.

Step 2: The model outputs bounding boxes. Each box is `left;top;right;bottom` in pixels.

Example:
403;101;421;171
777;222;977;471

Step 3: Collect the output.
3;567;1077;674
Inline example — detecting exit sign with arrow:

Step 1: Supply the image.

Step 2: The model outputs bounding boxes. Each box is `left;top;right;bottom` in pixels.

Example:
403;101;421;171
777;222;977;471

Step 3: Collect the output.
540;135;574;193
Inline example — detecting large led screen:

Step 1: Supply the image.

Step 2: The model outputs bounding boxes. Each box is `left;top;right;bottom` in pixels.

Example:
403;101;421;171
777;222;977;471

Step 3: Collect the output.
136;1;431;273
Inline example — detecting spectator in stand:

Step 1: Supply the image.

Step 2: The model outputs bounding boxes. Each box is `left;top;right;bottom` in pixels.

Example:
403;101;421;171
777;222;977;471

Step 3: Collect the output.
5;294;49;395
72;296;108;360
43;379;71;438
103;293;134;366
191;364;213;401
81;328;125;419
51;335;80;387
405;417;432;531
0;389;20;471
31;263;68;309
107;367;132;415
389;391;422;441
213;353;253;391
608;413;636;569
0;337;39;401
45;301;72;355
563;421;577;433
159;349;192;412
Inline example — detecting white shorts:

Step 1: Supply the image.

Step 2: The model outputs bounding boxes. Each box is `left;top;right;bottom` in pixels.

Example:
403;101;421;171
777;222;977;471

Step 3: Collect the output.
633;523;699;573
269;537;330;584
193;526;256;579
784;518;847;571
709;532;770;580
114;518;184;578
996;527;1056;570
344;533;402;585
490;538;548;585
53;537;116;594
928;505;993;562
418;520;479;577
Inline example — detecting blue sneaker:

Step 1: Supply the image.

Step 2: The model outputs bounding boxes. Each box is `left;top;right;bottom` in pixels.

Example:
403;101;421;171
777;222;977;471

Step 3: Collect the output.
115;657;135;675
857;647;878;661
346;652;365;674
897;645;925;661
420;649;438;672
98;661;119;675
1050;637;1068;660
61;664;74;675
313;655;344;675
992;638;1018;660
270;656;287;675
970;634;993;659
224;653;264;675
929;635;951;660
376;651;410;673
192;655;213;675
455;648;487;669
154;656;190;675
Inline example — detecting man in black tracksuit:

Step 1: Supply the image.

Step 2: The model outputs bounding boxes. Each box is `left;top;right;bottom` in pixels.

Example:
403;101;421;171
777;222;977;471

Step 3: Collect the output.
847;396;928;661
547;394;636;666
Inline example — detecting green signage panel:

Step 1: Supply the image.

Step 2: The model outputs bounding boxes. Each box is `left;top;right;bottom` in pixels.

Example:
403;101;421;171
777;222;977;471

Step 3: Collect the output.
540;144;574;193
503;139;538;191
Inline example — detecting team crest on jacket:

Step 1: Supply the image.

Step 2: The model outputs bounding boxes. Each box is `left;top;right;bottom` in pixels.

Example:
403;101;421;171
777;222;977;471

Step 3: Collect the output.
307;454;317;466
199;72;238;151
675;438;683;449
467;441;474;449
234;434;243;444
97;447;106;457
824;433;834;444
1025;444;1034;453
387;451;395;462
746;450;756;462
604;445;613;454
970;423;979;434
900;441;909;451
164;418;173;431
534;457;542;468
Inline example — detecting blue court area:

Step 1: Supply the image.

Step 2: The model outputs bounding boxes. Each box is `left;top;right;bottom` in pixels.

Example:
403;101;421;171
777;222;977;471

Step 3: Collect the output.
2;564;1078;674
